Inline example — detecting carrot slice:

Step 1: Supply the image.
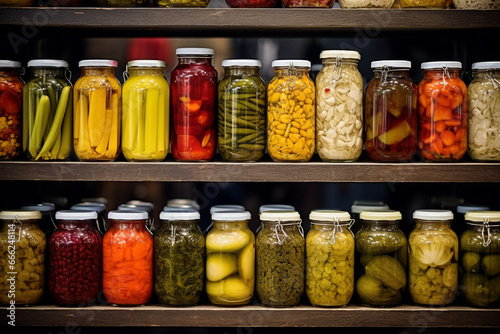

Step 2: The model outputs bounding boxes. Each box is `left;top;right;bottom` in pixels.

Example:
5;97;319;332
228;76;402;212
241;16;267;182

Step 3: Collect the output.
202;129;211;147
434;105;453;121
432;136;444;155
435;121;447;133
448;144;460;154
444;119;462;127
440;130;455;146
450;95;463;110
418;94;429;108
437;96;451;107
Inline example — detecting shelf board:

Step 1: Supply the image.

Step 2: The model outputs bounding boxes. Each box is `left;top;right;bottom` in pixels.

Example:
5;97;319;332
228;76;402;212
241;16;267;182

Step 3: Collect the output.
1;160;499;182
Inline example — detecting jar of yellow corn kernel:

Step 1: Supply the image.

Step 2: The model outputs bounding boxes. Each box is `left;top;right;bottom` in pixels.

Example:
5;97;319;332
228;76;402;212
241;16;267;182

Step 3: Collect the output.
267;60;315;162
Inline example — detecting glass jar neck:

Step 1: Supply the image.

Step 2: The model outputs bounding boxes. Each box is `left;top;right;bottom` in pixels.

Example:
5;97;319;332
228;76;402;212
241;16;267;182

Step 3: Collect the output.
213;221;249;230
274;67;309;77
57;220;94;231
128;67;165;77
178;57;212;65
224;67;260;77
310;222;350;231
424;69;460;79
2;220;39;231
110;220;147;231
31;67;67;78
472;69;500;81
163;220;199;230
415;220;452;231
373;68;410;79
361;220;400;231
0;69;21;78
322;58;359;67
81;67;116;77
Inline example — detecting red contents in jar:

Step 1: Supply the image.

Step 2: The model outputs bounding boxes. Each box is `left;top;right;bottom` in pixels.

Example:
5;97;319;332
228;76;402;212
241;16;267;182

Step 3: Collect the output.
225;0;278;7
282;0;334;7
49;220;102;305
0;78;23;160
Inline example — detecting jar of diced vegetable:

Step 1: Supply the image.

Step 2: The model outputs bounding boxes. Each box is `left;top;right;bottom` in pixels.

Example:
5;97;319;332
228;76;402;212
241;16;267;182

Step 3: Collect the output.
0;60;23;160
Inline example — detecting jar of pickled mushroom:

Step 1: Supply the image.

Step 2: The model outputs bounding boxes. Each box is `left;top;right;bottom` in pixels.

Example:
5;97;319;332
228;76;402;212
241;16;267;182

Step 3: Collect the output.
365;60;418;162
355;210;407;307
95;0;147;6
103;210;153;306
0;60;23;160
170;48;217;161
0;210;45;305
155;210;205;306
460;211;500;307
417;61;467;162
282;0;334;7
306;210;354;307
397;0;449;7
49;210;102;306
268;60;315;162
218;59;266;162
409;209;458;306
154;0;209;6
206;211;254;306
467;62;500;161
316;50;363;162
23;59;72;161
74;59;121;161
122;60;169;162
256;210;305;307
225;0;277;7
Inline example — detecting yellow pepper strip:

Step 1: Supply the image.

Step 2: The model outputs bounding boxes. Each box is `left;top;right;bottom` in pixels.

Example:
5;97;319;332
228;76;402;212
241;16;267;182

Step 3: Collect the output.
106;92;120;159
48;132;61;160
57;98;73;160
88;87;107;148
95;105;113;156
76;93;91;156
136;90;145;154
122;87;136;154
145;88;159;154
28;95;50;159
156;92;166;154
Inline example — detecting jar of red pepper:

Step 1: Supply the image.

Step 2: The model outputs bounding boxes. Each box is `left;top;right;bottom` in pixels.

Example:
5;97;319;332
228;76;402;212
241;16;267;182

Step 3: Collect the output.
49;210;102;306
417;61;468;162
0;60;23;160
170;48;217;161
103;210;153;306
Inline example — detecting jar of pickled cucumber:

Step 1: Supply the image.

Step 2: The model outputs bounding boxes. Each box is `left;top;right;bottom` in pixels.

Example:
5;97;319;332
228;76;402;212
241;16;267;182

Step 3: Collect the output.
154;0;210;7
467;62;500;161
365;60;418;162
460;211;500;307
409;209;458;306
355;210;407;307
218;59;266;162
350;200;390;235
256;210;305;307
155;210;205;306
122;60;169;162
316;50;363;162
0;210;45;305
170;48;217;161
267;60;315;162
206;211;255;306
0;60;23;160
23;59;72;161
306;210;354;307
74;59;121;161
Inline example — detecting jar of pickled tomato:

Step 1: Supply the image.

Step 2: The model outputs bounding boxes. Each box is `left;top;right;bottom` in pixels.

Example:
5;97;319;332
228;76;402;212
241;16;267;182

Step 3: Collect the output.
267;60;315;162
24;59;72;161
122;60;169;162
225;0;277;7
218;59;266;162
365;60;418;162
417;61;467;162
0;60;23;160
170;48;217;161
103;210;153;306
74;59;121;162
316;50;363;162
282;0;334;7
49;210;102;306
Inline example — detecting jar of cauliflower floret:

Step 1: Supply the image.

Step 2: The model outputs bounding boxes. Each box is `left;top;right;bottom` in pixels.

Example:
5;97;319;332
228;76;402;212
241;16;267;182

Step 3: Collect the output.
467;62;500;162
409;209;458;306
315;50;363;162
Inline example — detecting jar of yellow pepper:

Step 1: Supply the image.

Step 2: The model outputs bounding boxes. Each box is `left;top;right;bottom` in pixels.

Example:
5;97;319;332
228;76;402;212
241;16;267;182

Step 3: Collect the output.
267;60;315;162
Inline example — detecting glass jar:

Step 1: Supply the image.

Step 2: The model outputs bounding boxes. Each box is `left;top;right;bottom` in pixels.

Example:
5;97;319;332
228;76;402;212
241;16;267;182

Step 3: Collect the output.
355;210;407;307
170;48;217;161
417;61;467;162
0;60;23;160
350;200;390;235
397;0;449;7
218;59;266;162
315;50;363;162
154;210;205;306
118;200;156;233
453;0;500;8
205;211;254;306
467;62;500;161
460;211;500;307
409;209;458;306
74;59;121;161
95;0;147;6
365;60;418;162
122;60;170;162
49;210;102;306
225;0;277;7
256;210;305;307
155;0;210;6
267;60;315;162
282;0;334;7
338;0;394;7
23;59;72;161
103;210;153;306
455;204;490;239
0;210;45;305
306;210;354;307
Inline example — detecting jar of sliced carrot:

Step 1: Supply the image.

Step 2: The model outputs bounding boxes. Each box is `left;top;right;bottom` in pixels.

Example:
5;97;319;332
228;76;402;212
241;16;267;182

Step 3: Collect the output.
103;210;153;306
417;61;468;162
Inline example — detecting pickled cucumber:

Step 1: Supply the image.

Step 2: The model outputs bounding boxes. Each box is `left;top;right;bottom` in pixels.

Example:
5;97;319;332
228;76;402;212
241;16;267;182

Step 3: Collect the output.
462;252;481;273
461;229;500;253
482;254;500;277
356;274;401;306
461;272;500;307
206;230;249;252
206;252;238;282
365;255;406;290
356;230;406;255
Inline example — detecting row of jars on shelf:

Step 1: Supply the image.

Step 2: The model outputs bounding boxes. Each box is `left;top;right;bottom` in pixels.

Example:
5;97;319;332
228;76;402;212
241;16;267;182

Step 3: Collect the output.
0;204;499;308
0;52;499;162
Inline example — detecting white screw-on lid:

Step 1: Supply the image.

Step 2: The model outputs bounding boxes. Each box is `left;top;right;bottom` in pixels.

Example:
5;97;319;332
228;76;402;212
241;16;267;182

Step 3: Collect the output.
160;211;200;221
28;59;68;68
56;210;98;220
127;60;166;68
319;50;361;60
108;210;148;220
212;210;251;221
413;209;454;221
471;61;500;70
464;211;500;223
0;210;42;220
210;205;246;215
371;60;411;69
221;59;262;68
272;60;311;68
260;210;301;222
360;210;402;221
310;210;351;222
176;48;214;56
79;59;118;68
0;60;22;68
421;61;461;70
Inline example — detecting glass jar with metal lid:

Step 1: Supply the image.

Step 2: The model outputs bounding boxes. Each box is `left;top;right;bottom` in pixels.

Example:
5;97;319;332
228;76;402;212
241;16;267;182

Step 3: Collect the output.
467;62;500;161
0;60;23;160
0;210;45;305
20;202;57;238
460;211;500;307
74;59;121;161
306;210;354;307
350;200;390;235
409;209;458;306
256;210;305;307
315;50;363;162
119;200;156;233
355;210;407;306
267;60;315;162
155;210;205;306
365;60;418;162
